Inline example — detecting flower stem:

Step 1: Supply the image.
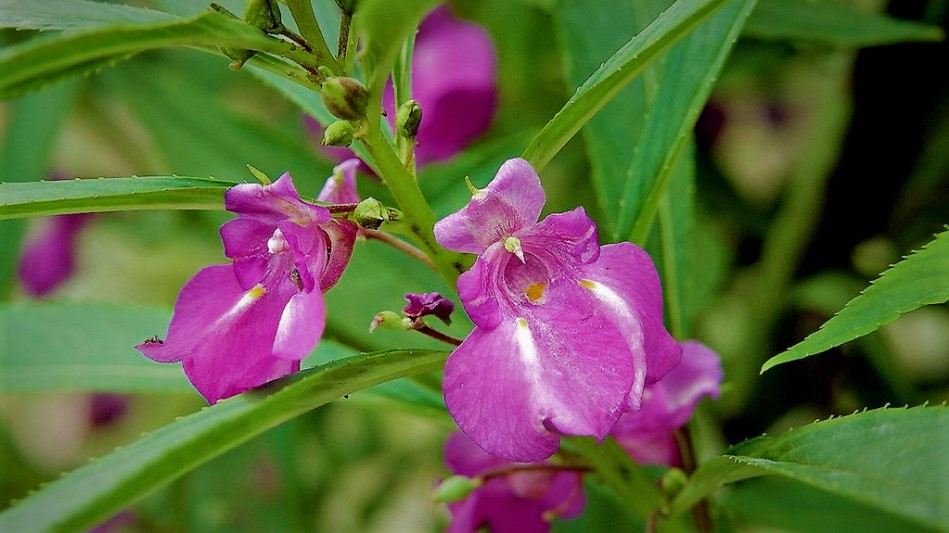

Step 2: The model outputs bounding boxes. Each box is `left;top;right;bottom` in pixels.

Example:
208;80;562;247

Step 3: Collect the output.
673;427;713;533
363;229;436;270
414;324;463;346
360;124;468;287
337;12;353;66
285;0;339;72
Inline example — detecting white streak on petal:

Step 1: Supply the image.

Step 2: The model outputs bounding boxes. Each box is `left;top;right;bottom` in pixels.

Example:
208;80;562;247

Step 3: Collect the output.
581;279;647;402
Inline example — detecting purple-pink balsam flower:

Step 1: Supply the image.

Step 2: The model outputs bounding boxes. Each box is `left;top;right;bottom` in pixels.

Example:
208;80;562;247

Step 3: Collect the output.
443;432;585;533
434;158;681;462
307;7;497;167
383;6;497;164
18;212;93;297
316;158;361;204
611;341;722;467
137;172;357;404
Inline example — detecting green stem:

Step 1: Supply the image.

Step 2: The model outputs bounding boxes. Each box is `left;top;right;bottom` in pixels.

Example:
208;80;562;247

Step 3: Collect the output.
342;12;359;75
285;0;339;72
337;12;353;67
360;124;467;287
569;437;663;521
673;428;713;533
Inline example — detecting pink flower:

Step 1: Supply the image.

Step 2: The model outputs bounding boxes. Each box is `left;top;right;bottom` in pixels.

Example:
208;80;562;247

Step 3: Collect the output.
611;341;723;466
307;7;497;166
434;158;680;461
443;432;585;533
18;212;92;297
137;166;357;403
403;291;455;324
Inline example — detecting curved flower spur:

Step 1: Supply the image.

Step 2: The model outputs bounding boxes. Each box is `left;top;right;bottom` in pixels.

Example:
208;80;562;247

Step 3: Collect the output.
434;158;681;461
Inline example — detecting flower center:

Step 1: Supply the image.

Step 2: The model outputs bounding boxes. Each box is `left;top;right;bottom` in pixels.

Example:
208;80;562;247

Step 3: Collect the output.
267;228;290;254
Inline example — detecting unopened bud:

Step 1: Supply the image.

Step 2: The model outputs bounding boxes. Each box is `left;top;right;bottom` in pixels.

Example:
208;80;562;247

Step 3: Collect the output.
433;475;482;504
352;197;389;230
335;0;358;15
396;99;422;139
660;467;688;498
369;311;412;333
243;0;282;33
322;121;356;147
210;4;256;68
321;77;368;121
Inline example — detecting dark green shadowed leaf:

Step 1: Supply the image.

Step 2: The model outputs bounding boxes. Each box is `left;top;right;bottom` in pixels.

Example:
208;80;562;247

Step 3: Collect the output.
0;177;235;219
0;0;177;30
0;348;448;533
522;0;739;173
744;0;944;47
762;229;949;372
672;406;949;530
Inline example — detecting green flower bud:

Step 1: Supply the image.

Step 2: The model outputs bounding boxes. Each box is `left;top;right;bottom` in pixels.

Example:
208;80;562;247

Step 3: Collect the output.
322;121;356;147
321;77;368;121
433;475;482;504
352;197;390;230
660;467;688;498
369;311;412;332
396;99;423;139
335;0;358;15
210;4;256;68
243;0;282;33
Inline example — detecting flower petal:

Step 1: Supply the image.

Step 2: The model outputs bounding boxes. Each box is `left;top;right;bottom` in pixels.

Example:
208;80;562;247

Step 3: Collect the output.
434;158;546;254
318;219;358;291
522;207;600;274
272;285;326;361
445;283;633;462
137;264;303;403
582;242;681;385
225;173;329;225
18;213;92;296
456;244;506;329
317;159;361;204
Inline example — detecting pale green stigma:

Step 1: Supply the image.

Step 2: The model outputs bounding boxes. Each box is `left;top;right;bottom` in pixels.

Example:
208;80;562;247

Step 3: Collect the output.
503;236;525;263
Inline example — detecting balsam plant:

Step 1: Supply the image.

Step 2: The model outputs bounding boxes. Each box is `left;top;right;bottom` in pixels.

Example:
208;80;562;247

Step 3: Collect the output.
0;0;946;532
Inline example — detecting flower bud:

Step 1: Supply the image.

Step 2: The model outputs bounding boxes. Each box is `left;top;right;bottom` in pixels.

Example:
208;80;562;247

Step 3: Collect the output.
660;467;688;498
322;121;356;147
243;0;282;33
396;99;422;139
369;311;412;333
433;475;482;504
321;77;368;121
352;197;389;230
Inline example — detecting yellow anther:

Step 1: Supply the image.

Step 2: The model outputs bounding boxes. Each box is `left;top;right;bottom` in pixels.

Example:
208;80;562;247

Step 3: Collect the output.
580;279;596;290
516;317;529;328
248;284;267;299
525;282;546;303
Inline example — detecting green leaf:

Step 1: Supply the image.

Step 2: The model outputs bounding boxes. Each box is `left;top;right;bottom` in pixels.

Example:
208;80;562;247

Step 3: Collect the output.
655;141;696;338
744;0;944;47
0;176;235;219
672;406;949;530
762;229;949;372
356;0;437;92
0;10;298;99
0;0;176;30
0;81;81;296
721;476;935;533
553;0;664;228
521;0;739;173
616;0;757;243
0;348;448;533
0;302;188;393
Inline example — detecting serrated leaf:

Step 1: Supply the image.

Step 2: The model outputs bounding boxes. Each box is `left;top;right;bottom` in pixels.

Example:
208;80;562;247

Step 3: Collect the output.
744;0;944;47
521;0;738;173
0;10;293;99
672;406;949;530
0;0;176;30
762;229;949;372
615;0;757;242
0;348;448;532
0;176;235;219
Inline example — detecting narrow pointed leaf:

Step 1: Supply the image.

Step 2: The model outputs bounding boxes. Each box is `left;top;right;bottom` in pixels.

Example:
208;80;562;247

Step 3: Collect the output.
0;177;236;219
671;406;949;530
762;229;949;372
521;0;738;173
617;0;757;242
0;348;448;533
